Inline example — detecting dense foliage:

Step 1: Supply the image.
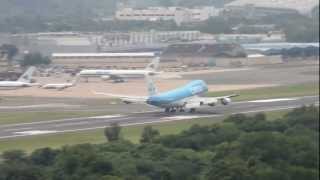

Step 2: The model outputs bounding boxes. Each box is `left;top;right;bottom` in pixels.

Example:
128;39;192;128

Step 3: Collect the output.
20;52;51;67
0;106;318;180
0;44;18;61
0;0;232;33
0;0;318;42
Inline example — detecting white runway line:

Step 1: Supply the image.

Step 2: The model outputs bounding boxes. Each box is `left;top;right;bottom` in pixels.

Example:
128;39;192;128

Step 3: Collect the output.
4;127;33;132
89;115;123;119
162;115;219;120
53;121;91;128
248;98;297;103
0;114;126;128
14;130;58;136
0;103;84;109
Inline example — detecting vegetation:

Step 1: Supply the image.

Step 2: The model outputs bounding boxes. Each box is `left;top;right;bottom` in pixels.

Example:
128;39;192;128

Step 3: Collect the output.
20;52;51;67
104;123;122;142
140;126;160;143
0;0;317;43
0;44;19;61
0;106;318;179
260;13;319;42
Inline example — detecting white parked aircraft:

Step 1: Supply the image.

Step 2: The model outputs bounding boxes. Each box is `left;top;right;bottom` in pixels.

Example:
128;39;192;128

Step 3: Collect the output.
79;57;161;83
0;67;38;90
94;75;238;113
40;74;80;91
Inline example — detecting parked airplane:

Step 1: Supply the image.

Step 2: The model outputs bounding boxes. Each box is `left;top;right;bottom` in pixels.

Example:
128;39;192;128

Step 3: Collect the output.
40;74;80;91
94;75;238;113
79;57;161;83
0;67;38;90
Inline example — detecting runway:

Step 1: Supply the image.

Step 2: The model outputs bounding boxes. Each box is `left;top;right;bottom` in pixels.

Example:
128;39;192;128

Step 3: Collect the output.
0;96;318;140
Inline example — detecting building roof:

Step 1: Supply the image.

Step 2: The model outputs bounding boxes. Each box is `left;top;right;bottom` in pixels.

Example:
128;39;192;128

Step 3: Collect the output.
163;43;247;58
226;0;319;14
52;52;155;57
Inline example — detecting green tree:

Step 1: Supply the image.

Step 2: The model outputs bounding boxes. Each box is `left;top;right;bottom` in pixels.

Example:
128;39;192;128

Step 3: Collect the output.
0;44;19;61
20;52;51;67
140;126;160;143
1;150;27;163
104;123;122;142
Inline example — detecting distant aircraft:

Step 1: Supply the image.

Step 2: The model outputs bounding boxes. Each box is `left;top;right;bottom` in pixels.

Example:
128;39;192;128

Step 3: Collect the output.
0;67;39;90
40;74;80;91
79;57;161;83
94;75;238;113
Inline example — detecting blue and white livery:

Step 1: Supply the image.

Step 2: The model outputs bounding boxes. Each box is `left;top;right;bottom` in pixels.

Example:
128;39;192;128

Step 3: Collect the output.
94;75;238;113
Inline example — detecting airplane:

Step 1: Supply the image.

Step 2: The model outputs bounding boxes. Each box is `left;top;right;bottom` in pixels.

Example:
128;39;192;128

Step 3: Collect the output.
94;75;238;113
0;67;39;90
40;74;80;91
79;57;161;83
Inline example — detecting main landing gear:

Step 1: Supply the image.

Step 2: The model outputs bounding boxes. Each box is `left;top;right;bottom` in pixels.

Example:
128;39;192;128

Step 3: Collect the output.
165;108;195;113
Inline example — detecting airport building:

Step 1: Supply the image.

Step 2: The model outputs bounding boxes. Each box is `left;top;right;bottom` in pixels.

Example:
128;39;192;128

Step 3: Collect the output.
115;6;220;25
51;52;161;69
225;0;319;17
101;31;203;47
162;43;283;67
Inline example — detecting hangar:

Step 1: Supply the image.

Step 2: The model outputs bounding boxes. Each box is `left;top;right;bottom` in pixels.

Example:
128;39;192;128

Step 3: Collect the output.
51;52;156;69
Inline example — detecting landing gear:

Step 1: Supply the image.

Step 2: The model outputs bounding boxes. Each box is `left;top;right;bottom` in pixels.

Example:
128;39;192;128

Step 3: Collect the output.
189;108;196;113
170;108;177;113
164;107;186;113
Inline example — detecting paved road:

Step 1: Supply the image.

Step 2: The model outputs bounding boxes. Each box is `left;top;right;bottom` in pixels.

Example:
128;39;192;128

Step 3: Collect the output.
0;96;318;140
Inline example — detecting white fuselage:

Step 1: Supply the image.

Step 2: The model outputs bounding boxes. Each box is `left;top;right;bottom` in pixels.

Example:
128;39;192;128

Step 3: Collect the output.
41;83;73;89
79;69;158;78
0;81;37;90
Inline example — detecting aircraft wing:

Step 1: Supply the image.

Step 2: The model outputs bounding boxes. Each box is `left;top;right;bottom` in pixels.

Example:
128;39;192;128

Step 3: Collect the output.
92;91;148;104
213;94;239;100
183;94;239;108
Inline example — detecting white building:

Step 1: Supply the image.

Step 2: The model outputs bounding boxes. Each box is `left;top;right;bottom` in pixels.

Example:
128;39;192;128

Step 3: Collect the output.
115;7;220;25
51;52;156;68
225;0;319;16
101;31;203;46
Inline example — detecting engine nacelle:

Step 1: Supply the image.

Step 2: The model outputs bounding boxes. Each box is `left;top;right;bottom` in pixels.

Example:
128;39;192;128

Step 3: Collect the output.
201;99;218;107
101;75;110;81
123;100;132;104
221;98;232;105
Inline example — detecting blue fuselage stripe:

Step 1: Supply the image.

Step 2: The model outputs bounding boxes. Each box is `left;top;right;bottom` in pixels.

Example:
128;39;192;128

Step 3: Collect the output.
147;80;208;107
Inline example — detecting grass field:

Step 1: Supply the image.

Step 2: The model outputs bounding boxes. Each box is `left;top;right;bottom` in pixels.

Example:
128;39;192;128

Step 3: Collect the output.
207;83;319;101
0;111;111;125
0;110;289;153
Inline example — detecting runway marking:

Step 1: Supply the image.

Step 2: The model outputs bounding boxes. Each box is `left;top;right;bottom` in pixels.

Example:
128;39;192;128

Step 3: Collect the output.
0;114;126;128
89;115;123;119
231;106;303;115
162;115;219;120
53;121;91;127
0;104;84;109
14;130;58;136
4;127;33;132
248;98;297;103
